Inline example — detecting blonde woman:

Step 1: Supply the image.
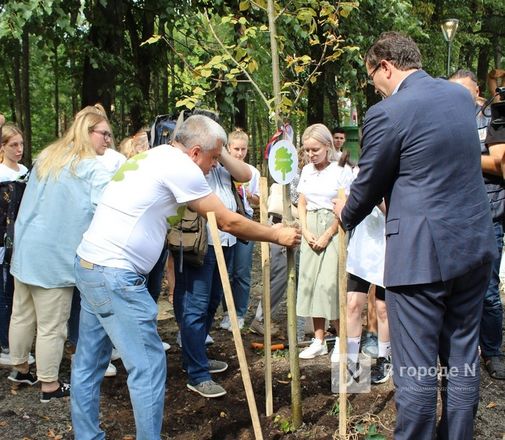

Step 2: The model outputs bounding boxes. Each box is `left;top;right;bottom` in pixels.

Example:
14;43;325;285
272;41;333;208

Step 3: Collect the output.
119;129;149;159
0;124;31;366
8;110;114;402
297;123;353;359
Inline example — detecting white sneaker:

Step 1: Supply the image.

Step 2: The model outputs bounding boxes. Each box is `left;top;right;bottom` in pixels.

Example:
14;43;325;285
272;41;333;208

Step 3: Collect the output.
110;348;121;361
105;362;117;377
227;317;244;332
219;313;231;330
0;350;36;366
299;339;328;359
330;337;341;363
162;341;171;351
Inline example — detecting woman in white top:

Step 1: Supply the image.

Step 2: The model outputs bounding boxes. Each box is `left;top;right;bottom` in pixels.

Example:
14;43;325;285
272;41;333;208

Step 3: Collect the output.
0;124;29;366
297;124;353;359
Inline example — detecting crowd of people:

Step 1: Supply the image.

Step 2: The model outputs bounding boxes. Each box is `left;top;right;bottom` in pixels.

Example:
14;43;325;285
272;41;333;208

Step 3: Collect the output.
0;31;504;440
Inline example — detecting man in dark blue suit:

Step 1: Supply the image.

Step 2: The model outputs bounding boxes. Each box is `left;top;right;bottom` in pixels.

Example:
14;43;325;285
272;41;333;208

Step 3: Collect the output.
333;32;498;440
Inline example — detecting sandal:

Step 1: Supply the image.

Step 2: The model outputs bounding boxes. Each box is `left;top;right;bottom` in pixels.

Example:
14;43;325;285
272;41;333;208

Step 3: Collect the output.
483;356;505;380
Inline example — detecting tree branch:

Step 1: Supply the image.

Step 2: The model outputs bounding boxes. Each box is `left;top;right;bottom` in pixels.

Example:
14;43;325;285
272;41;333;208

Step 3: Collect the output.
203;12;271;110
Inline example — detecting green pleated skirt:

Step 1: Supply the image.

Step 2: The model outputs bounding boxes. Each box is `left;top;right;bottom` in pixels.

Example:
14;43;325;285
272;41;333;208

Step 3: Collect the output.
296;209;339;320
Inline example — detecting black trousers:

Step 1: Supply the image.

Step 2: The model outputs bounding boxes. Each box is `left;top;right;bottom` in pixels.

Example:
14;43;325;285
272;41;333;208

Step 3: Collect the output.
386;262;492;440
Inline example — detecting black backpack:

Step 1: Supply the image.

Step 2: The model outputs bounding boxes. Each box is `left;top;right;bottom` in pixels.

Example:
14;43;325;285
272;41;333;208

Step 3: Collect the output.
0;176;28;264
148;115;177;148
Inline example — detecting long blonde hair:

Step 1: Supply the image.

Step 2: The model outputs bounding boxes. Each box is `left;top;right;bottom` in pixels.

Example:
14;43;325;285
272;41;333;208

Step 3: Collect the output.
0;124;24;163
36;111;109;179
301;123;339;162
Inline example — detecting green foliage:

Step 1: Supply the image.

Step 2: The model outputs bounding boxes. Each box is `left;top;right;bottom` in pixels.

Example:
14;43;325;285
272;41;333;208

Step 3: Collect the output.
273;414;294;433
355;422;386;439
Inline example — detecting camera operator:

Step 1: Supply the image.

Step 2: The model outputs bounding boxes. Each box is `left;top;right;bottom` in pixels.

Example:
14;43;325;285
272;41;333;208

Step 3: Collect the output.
450;70;505;380
488;69;505;103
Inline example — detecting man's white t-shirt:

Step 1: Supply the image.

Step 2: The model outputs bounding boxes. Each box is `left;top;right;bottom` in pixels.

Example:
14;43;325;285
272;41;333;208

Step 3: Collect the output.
77;145;212;274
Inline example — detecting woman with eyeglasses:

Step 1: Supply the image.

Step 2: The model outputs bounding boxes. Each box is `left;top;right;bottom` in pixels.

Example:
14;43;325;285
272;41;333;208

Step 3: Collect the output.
7;109;114;403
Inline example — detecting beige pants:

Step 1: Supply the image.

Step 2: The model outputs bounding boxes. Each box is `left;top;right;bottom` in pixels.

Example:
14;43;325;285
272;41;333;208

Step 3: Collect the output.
9;279;72;382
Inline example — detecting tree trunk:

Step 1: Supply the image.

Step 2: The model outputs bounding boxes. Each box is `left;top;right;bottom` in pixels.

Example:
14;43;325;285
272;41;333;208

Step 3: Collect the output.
53;41;60;137
82;0;124;116
477;44;491;95
325;61;340;128
12;40;22;126
21;27;32;166
233;82;248;131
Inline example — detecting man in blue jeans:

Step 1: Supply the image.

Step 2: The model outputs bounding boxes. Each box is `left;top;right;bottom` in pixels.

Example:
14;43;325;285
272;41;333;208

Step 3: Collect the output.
71;115;301;440
450;70;505;380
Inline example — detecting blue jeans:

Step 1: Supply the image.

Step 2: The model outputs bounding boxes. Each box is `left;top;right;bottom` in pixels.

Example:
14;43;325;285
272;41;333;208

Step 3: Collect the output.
67;287;81;347
147;244;169;303
72;257;166;440
0;263;14;349
480;220;504;357
173;245;234;385
227;240;254;317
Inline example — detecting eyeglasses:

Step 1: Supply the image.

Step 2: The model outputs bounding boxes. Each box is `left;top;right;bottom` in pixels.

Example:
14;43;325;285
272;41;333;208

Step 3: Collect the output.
367;63;381;85
92;129;113;140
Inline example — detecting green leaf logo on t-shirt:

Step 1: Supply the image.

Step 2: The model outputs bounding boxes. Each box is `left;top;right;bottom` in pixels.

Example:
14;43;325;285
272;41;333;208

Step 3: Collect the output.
275;147;293;180
112;152;148;181
167;205;186;226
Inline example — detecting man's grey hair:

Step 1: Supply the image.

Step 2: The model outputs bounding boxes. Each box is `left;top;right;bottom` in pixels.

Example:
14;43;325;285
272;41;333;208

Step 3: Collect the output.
449;69;477;84
174;115;227;151
365;31;422;71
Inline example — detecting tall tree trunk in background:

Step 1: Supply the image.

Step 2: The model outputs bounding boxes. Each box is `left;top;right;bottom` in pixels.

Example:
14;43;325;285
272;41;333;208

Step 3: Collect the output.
233;81;248;130
125;1;155;131
53;41;60;137
477;44;491;95
21;27;32;165
82;0;123;117
2;65;16;122
12;40;22;125
325;61;340;128
306;78;325;125
158;17;169;115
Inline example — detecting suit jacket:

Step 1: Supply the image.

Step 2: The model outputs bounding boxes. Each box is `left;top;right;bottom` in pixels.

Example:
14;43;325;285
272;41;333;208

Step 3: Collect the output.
341;70;498;287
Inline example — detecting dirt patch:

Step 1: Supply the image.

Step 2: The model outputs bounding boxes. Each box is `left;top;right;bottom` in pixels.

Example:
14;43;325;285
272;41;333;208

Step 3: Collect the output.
0;248;504;439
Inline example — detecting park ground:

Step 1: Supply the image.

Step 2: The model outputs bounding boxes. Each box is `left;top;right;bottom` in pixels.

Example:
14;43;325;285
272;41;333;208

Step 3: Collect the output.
0;247;504;439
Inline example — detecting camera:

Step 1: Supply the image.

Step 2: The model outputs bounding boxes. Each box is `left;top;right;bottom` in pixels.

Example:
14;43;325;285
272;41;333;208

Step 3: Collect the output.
484;87;505;128
497;87;505;101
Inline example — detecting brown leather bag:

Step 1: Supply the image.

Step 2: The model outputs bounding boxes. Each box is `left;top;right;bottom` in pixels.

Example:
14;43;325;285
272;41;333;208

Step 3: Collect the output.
167;207;208;267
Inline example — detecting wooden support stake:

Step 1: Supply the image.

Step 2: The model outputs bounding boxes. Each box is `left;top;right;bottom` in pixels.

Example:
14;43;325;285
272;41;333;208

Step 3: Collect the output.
259;177;273;416
207;213;263;440
337;189;348;438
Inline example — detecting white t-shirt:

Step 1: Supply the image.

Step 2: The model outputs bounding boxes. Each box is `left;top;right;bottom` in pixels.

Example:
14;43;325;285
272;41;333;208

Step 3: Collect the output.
0;163;28;182
346;206;386;287
97;148;126;174
77;145;212;274
297;161;353;210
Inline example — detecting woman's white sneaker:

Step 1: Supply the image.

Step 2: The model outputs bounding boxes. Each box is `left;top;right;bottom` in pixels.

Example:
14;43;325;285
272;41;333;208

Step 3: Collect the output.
299;338;328;359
